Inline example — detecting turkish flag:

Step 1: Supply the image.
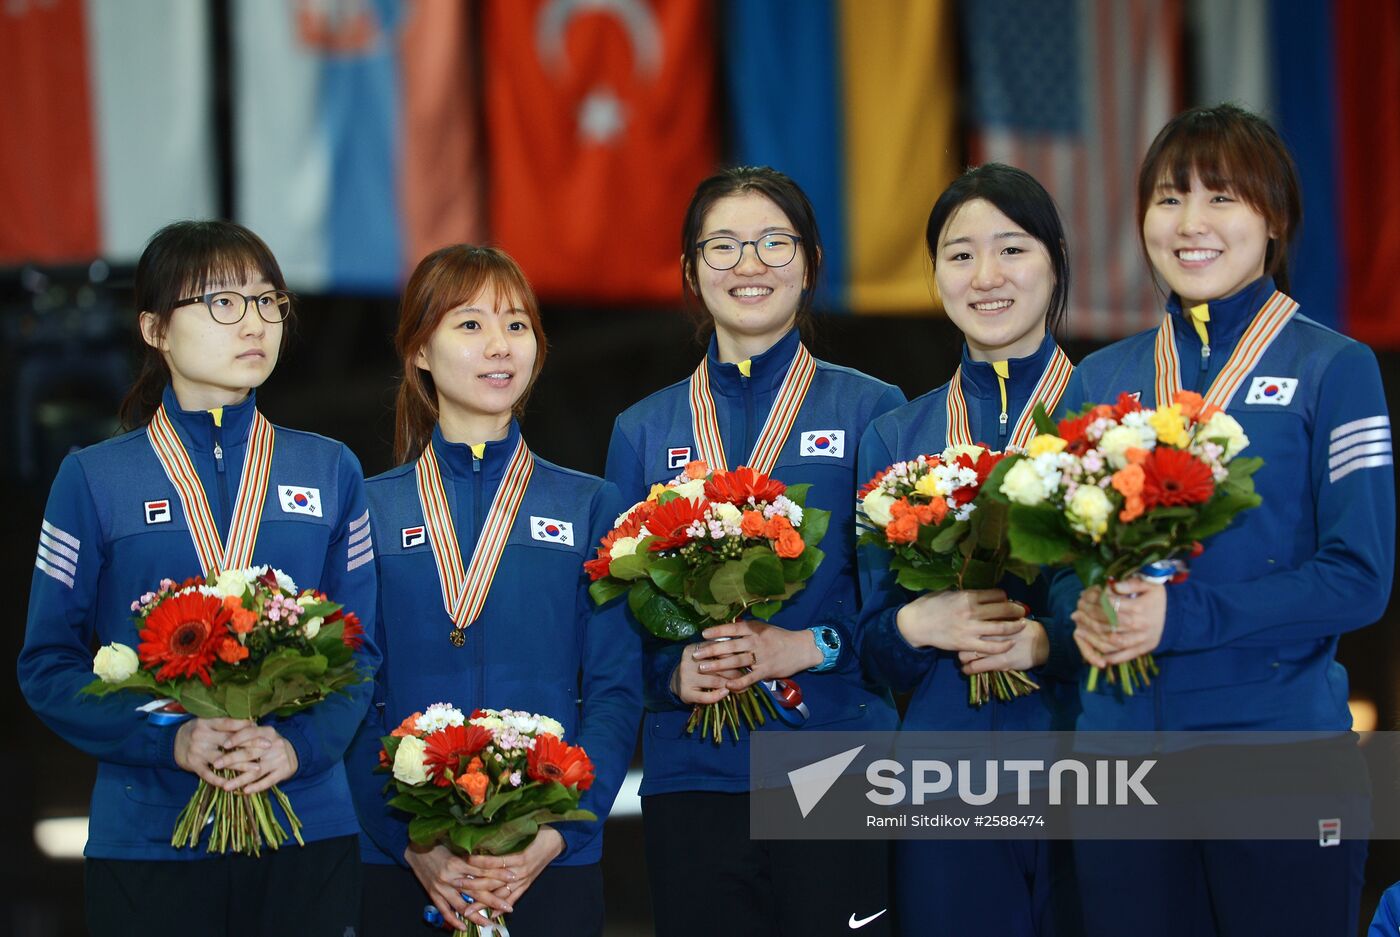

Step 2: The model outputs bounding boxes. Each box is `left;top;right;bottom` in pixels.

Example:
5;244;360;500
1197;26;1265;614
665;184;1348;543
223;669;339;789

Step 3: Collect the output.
483;0;717;303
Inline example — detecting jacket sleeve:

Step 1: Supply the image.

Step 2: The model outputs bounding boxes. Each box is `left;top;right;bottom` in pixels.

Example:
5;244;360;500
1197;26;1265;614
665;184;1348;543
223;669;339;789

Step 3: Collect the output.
556;481;643;860
269;446;382;776
17;454;186;768
853;421;943;693
1159;342;1395;652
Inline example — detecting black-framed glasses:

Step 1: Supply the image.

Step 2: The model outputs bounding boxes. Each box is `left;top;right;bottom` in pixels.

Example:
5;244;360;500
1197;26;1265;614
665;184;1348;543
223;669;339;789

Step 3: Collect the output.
174;290;291;325
695;234;802;271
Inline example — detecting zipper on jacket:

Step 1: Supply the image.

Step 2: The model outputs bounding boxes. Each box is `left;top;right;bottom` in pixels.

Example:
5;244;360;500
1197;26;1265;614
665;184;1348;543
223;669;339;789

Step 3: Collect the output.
212;420;230;524
1196;342;1212;393
471;452;484;541
742;373;756;464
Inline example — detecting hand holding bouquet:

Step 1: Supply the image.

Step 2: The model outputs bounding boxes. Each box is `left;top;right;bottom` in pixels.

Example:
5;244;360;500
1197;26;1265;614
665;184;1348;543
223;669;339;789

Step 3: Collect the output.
586;461;830;742
382;705;595;937
991;392;1262;694
84;566;366;854
859;445;1042;705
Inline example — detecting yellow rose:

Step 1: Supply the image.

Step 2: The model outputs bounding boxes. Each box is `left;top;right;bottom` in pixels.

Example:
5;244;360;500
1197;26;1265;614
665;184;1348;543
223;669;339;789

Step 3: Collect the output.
1097;425;1144;469
913;472;945;499
862;490;895;527
647;483;668;503
1026;434;1068;458
1198;410;1250;461
392;735;430;785
942;443;986;463
1067;485;1112;541
92;642;139;682
1149;405;1190;448
608;536;640;560
1000;459;1049;506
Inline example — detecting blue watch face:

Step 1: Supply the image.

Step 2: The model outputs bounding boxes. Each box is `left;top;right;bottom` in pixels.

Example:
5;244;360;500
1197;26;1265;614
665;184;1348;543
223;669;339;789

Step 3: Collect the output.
819;627;840;650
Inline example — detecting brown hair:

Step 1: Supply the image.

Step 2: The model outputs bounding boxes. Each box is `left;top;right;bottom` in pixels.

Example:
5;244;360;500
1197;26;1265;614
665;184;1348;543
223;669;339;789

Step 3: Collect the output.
679;166;822;341
393;245;548;464
1137;103;1302;294
120;220;290;430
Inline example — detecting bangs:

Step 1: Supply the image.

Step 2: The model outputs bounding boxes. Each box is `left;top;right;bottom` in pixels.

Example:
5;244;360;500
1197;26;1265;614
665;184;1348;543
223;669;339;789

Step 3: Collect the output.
181;243;283;299
1146;127;1269;214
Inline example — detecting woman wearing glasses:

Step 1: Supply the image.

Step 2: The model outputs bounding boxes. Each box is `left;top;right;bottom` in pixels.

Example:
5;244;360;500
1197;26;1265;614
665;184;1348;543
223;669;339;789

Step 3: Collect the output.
604;166;905;937
18;220;380;936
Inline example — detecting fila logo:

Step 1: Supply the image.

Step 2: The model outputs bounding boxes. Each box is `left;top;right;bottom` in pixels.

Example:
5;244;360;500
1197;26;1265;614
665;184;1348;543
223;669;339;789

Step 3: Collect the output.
1319;818;1341;847
144;500;172;525
800;430;845;459
531;516;575;546
401;526;426;549
278;485;322;517
1245;376;1298;406
667;446;692;470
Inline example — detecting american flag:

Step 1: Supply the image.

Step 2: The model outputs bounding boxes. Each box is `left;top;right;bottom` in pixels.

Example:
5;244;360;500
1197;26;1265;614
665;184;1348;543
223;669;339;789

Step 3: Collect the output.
963;0;1181;340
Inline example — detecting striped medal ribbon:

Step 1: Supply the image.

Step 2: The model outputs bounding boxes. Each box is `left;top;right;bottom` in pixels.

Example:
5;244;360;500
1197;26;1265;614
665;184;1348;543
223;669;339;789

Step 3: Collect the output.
944;346;1075;450
688;343;817;474
1153;290;1298;410
147;404;275;575
415;436;533;647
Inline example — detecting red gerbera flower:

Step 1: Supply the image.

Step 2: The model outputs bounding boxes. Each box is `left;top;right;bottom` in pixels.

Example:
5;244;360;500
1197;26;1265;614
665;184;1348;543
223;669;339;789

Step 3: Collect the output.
1140;447;1216;509
423;724;493;787
703;466;786;505
1113;392;1144;418
585;506;654;581
339;611;365;650
1056;413;1096;455
527;734;595;791
137;592;234;685
644;496;711;551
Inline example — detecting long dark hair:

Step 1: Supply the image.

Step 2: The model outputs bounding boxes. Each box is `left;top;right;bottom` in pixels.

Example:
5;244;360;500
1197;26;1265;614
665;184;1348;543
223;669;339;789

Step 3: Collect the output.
679;166;823;340
924;163;1071;338
393;245;548;464
1137;103;1302;294
120;220;289;430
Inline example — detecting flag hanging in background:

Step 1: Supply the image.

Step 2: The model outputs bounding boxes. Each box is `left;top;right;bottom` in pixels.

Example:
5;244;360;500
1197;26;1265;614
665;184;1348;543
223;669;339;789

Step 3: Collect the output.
964;0;1180;340
234;0;482;293
0;0;215;265
482;0;717;303
724;0;958;314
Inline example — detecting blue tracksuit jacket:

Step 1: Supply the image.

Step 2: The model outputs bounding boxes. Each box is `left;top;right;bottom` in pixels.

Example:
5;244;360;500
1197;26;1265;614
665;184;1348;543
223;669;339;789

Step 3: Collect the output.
18;385;381;860
857;333;1081;731
604;327;906;794
347;422;641;868
1053;278;1395;730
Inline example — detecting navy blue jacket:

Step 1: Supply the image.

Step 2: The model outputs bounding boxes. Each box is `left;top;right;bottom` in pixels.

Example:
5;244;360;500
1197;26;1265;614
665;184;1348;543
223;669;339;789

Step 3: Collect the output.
857;333;1082;731
347;422;641;867
1052;279;1394;730
604;328;905;794
18;386;380;859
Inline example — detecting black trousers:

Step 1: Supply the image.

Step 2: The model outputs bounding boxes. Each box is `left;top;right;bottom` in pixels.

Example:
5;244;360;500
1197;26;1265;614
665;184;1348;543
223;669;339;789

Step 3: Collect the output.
643;791;891;937
360;861;604;937
85;834;361;937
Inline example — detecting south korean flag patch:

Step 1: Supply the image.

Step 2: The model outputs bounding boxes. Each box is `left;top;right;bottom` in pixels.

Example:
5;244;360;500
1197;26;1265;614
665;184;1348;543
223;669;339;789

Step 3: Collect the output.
278;485;322;517
1245;376;1297;406
800;430;845;459
531;516;575;547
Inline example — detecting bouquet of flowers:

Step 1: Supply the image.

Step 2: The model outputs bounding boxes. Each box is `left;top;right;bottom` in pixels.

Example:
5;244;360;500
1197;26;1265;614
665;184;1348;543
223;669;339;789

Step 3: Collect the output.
382;704;596;937
858;445;1042;705
990;392;1262;694
586;461;830;742
83;566;366;854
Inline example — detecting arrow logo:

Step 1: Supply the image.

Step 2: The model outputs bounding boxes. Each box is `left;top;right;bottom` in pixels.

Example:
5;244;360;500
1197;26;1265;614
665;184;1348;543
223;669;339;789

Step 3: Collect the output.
788;744;865;819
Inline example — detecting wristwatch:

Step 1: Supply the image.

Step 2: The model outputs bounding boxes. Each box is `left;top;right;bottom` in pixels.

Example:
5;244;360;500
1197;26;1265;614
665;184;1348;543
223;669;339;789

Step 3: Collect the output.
808;625;842;672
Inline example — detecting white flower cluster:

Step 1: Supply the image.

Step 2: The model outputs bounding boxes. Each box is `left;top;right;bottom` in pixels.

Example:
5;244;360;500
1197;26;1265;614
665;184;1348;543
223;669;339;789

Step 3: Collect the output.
415;702;466;734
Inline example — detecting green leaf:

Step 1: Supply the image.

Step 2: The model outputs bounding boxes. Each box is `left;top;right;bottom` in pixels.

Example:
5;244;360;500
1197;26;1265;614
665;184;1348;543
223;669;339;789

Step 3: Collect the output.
784;483;811;507
606;552;650;581
743;552;786;597
749;600;782;620
407;815;457;844
709;557;752;607
628;580;707;641
893;564;958;593
958;555;1002;590
798;507;830;547
588;577;629;607
925;519;967;553
646;556;689;595
1007;505;1073;565
1031;402;1059;436
174;682;225;718
780;547;821;583
1073;554;1108;588
980;457;1018;504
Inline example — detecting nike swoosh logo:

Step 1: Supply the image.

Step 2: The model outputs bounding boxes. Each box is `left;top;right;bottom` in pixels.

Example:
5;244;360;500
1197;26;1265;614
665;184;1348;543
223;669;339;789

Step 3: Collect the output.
849;909;887;929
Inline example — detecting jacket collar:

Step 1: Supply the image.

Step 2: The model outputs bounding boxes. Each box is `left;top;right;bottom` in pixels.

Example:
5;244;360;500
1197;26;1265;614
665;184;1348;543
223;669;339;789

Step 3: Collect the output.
1165;276;1277;350
703;327;802;398
159;384;257;453
429;419;523;484
957;330;1060;399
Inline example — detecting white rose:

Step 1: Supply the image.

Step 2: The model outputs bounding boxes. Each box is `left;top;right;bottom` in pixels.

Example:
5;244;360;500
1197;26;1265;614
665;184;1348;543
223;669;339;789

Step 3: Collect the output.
392;736;430;785
861;490;895;527
1198;411;1249;461
671;478;706;501
1067;485;1112;541
942;443;986;463
711;502;742;525
93;643;139;682
1097;425;1144;469
270;568;297;594
211;568;252;598
1000;459;1049;506
536;716;565;738
608;536;640;560
303;616;323;639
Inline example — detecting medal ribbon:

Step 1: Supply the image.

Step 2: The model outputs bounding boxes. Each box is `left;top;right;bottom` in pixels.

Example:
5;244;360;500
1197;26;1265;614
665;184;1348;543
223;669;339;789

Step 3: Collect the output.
944;345;1074;450
415;436;533;633
1153;290;1298;410
688;343;817;474
147;404;275;575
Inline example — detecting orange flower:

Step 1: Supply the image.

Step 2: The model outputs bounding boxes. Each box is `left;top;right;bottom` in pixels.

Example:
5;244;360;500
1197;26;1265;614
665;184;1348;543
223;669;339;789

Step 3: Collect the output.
228;606;258;635
886;513;920;544
1173;390;1205;420
913;497;949;525
762;515;794;539
683;460;710;480
1124;447;1150;466
392;712;423;738
137;591;234;685
1199;403;1222;421
527;734;595;791
774;528;805;559
1120;495;1145;523
889;498;914;520
456;757;489;805
216;636;248;664
1090;404;1115;420
1111;464;1144;497
740;511;766;538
